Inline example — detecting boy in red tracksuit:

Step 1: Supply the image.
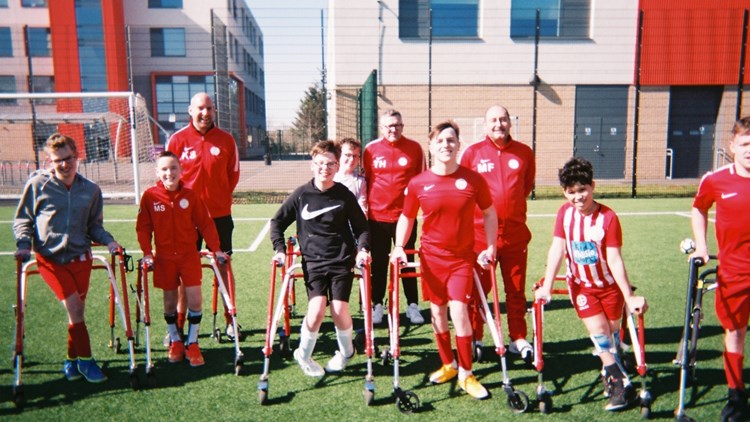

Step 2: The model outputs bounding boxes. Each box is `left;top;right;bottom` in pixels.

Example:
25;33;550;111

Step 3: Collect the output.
136;151;228;367
167;92;240;339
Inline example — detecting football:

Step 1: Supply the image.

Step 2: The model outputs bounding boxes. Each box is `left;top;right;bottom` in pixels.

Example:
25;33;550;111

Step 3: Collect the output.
680;238;696;254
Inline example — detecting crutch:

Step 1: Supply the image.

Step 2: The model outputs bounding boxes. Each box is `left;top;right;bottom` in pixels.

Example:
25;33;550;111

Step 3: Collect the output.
382;249;421;414
258;240;303;405
474;263;529;414
202;252;244;375
356;261;376;406
674;256;718;422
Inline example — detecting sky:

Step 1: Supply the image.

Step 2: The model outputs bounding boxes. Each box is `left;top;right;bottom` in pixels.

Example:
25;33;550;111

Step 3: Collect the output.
246;0;328;129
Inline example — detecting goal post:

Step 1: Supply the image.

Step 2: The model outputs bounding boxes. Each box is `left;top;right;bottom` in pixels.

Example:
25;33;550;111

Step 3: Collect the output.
0;91;157;203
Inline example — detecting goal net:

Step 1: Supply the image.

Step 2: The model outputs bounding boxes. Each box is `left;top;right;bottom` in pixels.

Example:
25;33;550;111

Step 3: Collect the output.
0;91;158;203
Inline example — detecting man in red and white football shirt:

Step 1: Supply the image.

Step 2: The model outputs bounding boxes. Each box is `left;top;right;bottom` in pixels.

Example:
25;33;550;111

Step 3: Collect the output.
691;117;750;421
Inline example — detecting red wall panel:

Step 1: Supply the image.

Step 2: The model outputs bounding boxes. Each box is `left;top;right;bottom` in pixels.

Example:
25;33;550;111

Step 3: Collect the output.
639;0;750;85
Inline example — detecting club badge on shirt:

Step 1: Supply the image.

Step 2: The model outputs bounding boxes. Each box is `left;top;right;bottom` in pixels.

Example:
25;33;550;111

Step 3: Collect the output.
180;198;189;209
210;146;220;156
455;178;468;190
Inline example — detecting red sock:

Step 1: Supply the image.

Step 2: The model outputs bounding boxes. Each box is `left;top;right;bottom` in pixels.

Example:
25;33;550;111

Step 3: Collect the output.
67;327;77;359
177;312;186;331
456;335;473;372
69;322;92;358
435;331;454;365
471;302;484;342
724;351;745;390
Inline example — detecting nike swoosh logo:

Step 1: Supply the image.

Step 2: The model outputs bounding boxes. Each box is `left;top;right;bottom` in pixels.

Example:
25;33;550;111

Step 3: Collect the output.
301;204;341;220
424;184;435;191
722;192;738;199
480;159;491;163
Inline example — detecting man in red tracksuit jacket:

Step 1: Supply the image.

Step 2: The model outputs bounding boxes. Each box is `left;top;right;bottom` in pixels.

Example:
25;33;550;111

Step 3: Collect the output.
459;105;536;363
136;151;228;368
362;109;426;326
167;92;240;339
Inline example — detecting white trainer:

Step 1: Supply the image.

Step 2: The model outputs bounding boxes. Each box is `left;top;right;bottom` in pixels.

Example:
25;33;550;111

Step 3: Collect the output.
325;350;353;373
372;303;384;325
293;348;324;377
508;338;533;362
406;303;424;324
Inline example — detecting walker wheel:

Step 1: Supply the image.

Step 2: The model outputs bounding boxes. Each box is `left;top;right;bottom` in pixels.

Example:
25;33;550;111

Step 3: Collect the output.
364;389;374;406
234;357;244;376
115;338;122;354
538;393;552;414
214;328;222;344
473;344;483;363
640;404;651;419
146;369;157;387
12;385;25;408
381;347;391;366
258;388;268;405
279;336;291;359
129;372;139;390
395;390;420;414
507;390;529;414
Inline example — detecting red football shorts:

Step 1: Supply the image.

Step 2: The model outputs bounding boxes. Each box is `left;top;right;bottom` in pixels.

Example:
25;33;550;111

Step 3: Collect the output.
567;280;624;320
35;253;94;301
153;253;203;290
419;252;474;306
715;272;750;331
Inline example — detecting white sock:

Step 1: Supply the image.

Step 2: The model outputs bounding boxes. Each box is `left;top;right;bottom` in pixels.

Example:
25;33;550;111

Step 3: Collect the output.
458;366;472;382
186;309;201;345
167;324;181;343
298;319;318;360
335;326;354;358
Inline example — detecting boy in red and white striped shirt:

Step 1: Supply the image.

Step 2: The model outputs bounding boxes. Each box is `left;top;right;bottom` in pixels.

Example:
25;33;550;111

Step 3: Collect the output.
535;157;647;412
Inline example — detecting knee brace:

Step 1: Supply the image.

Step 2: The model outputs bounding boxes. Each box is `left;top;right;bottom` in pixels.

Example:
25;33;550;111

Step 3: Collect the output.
187;310;202;325
590;333;616;356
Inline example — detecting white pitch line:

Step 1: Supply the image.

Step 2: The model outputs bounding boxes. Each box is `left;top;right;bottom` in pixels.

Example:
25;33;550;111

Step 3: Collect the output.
249;219;271;252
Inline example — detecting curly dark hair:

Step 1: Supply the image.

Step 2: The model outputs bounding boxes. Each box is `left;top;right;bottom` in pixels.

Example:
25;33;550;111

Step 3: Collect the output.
558;156;594;188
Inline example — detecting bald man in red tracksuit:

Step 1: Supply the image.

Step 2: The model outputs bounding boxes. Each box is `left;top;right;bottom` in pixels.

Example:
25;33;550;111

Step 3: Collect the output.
459;105;536;361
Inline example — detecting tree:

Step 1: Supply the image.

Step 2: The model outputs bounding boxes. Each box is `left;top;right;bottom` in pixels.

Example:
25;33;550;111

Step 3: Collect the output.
291;81;326;151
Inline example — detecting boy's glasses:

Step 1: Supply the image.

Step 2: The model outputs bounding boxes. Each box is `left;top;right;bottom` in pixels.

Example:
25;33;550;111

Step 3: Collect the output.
50;155;76;165
313;161;337;169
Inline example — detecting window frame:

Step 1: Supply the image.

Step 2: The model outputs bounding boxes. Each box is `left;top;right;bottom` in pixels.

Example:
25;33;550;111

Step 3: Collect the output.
27;27;51;57
509;0;591;40
148;0;182;8
399;0;480;41
150;27;186;57
0;27;11;57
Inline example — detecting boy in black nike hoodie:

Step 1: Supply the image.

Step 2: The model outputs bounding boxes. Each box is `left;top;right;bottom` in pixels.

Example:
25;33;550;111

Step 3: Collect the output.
270;140;370;376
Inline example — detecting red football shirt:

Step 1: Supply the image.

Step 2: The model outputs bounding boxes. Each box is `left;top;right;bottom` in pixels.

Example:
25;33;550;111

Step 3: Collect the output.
402;166;492;259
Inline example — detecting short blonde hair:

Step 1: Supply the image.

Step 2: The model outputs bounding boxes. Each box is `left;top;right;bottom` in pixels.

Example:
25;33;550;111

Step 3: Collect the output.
44;133;78;156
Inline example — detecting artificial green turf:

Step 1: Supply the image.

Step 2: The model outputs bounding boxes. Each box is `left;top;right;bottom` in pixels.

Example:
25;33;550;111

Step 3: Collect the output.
0;198;744;421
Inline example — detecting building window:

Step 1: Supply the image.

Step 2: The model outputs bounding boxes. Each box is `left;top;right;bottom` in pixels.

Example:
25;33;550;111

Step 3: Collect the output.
510;0;591;39
31;75;54;104
27;27;51;57
399;0;479;40
150;28;186;57
148;0;182;8
0;76;16;105
0;0;8;7
22;0;46;7
0;27;11;57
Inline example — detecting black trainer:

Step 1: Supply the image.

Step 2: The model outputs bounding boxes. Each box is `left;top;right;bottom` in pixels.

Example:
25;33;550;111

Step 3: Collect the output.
605;376;635;411
721;389;749;422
